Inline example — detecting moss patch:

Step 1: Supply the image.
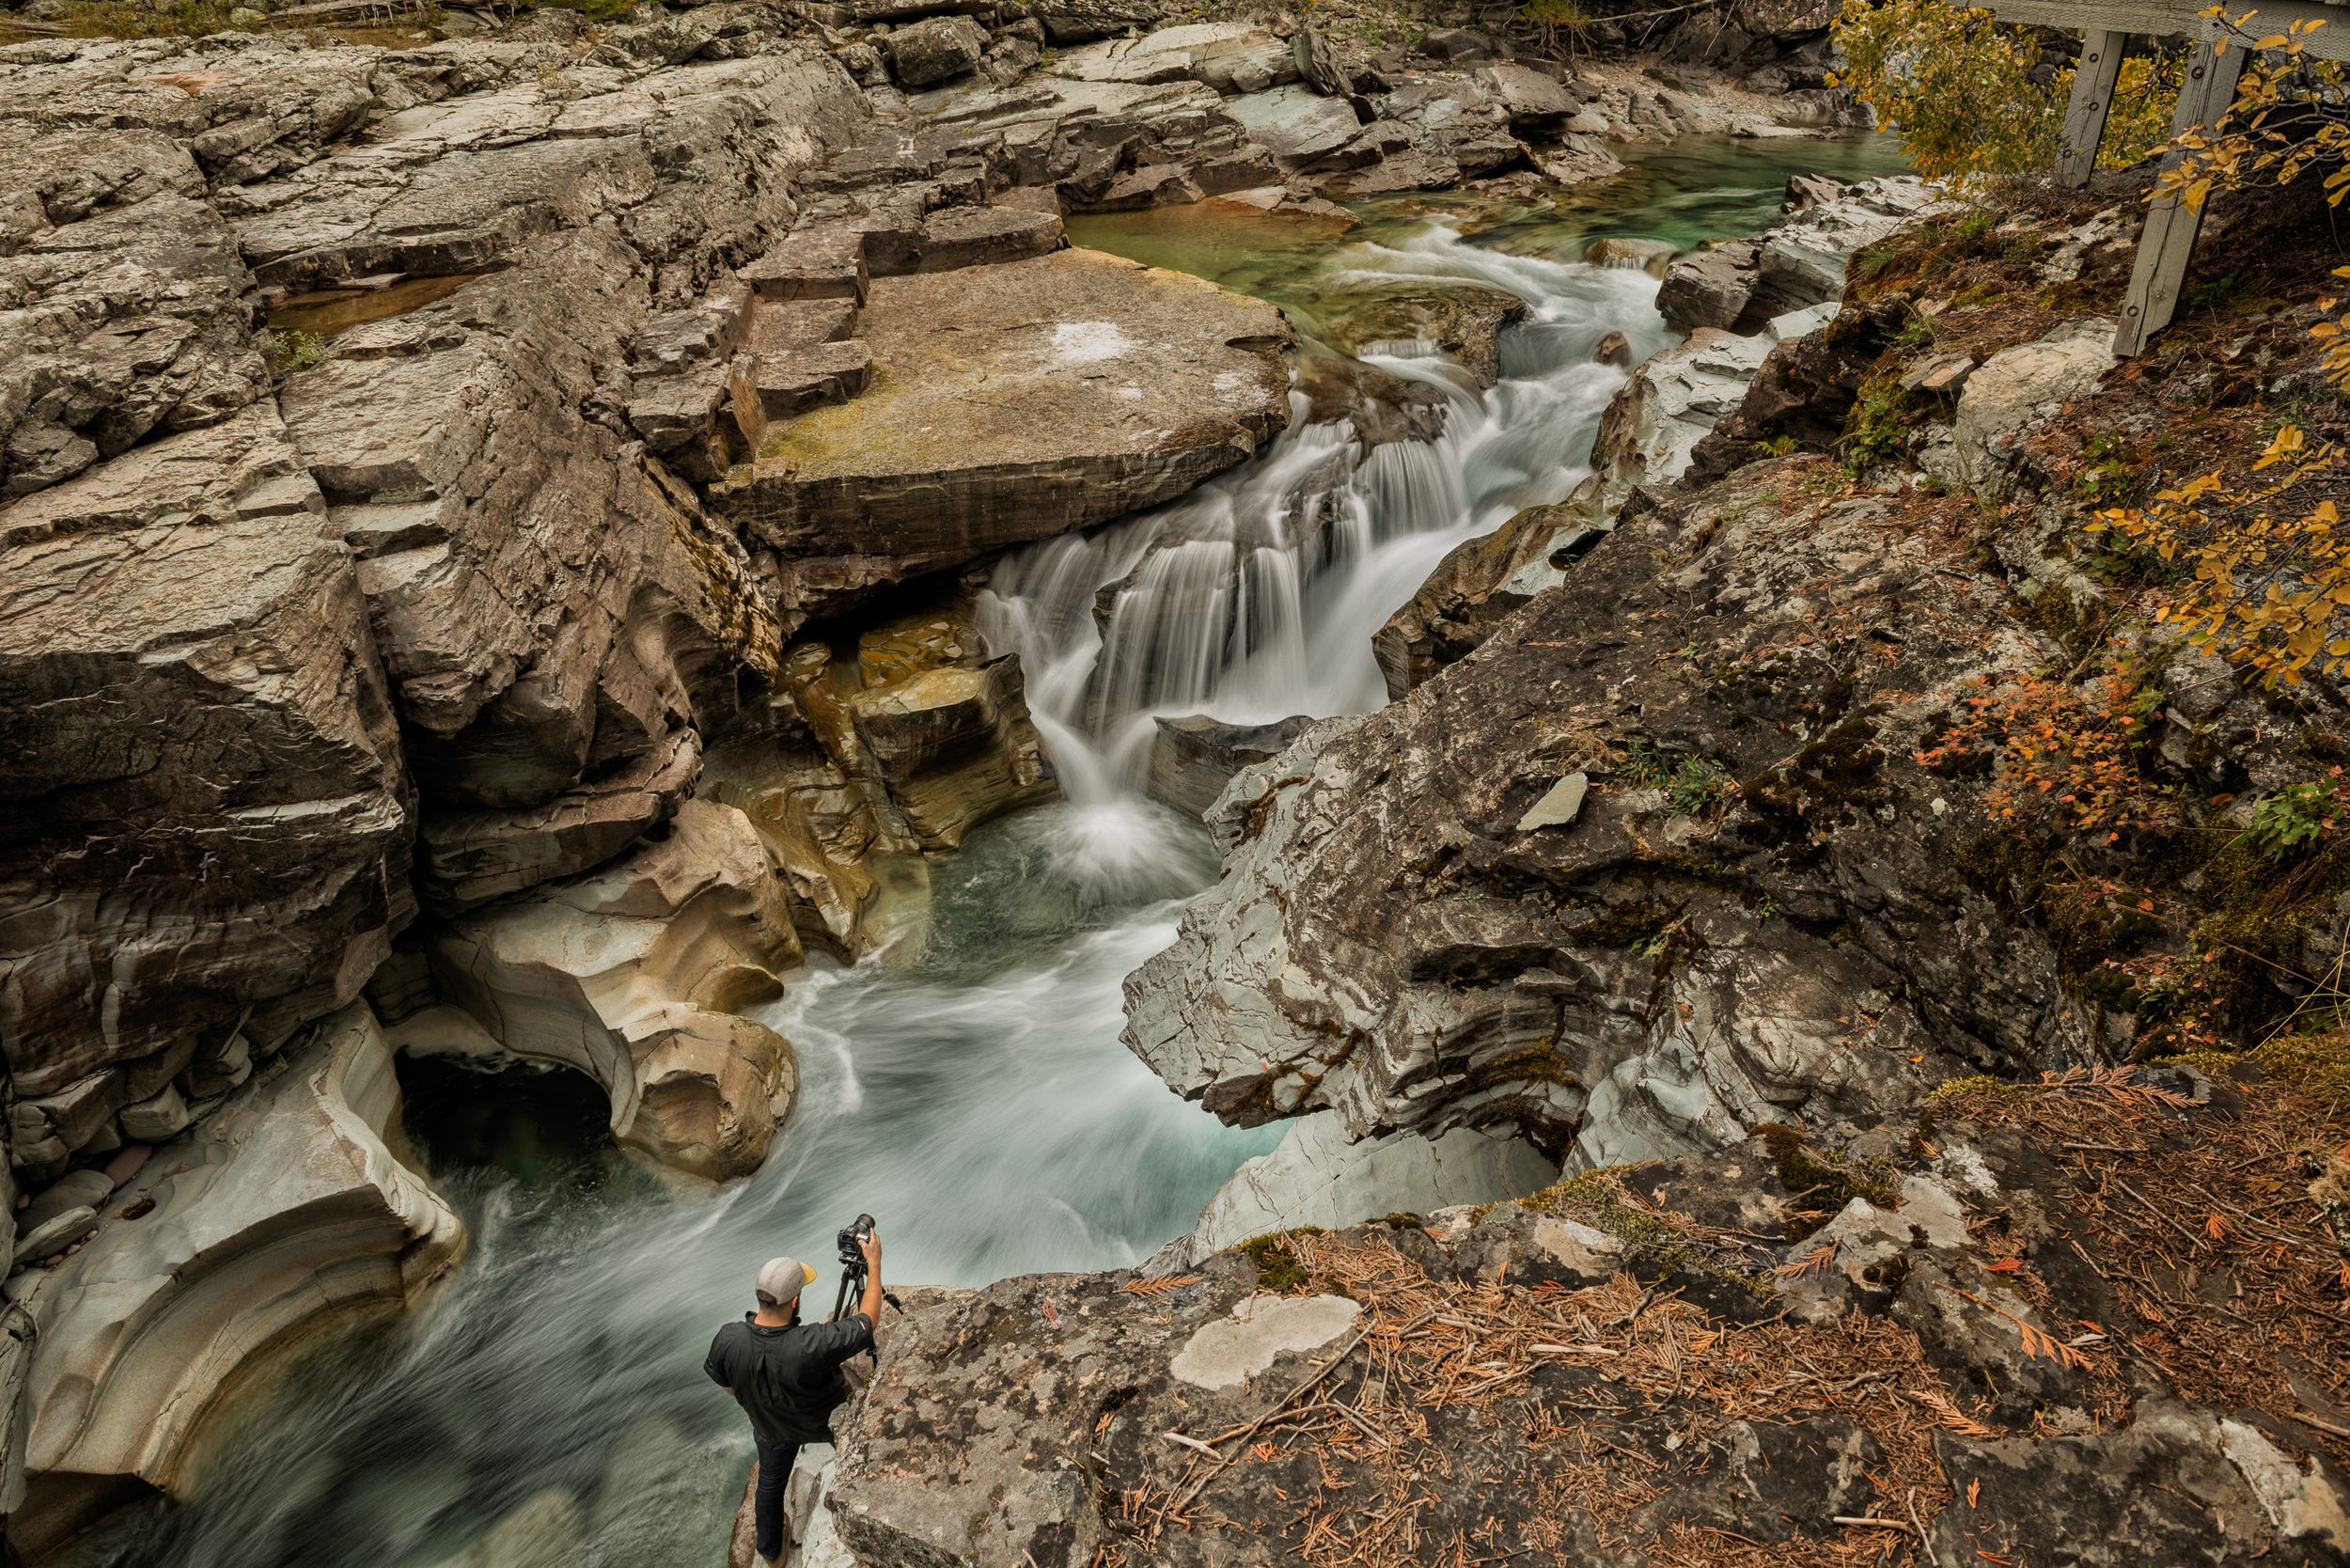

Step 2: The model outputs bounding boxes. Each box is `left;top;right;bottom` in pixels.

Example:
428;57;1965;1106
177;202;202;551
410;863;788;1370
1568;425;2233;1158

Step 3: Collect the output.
1235;1228;1327;1293
2254;1029;2350;1100
1564;898;1680;950
1753;1122;1899;1241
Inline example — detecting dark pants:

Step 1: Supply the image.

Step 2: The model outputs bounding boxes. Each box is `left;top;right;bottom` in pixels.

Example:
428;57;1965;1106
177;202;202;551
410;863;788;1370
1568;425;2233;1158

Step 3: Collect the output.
754;1435;801;1563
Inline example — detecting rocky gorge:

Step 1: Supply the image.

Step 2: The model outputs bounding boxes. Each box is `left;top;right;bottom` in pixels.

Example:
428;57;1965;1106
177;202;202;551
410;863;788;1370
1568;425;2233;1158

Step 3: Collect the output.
0;0;2346;1564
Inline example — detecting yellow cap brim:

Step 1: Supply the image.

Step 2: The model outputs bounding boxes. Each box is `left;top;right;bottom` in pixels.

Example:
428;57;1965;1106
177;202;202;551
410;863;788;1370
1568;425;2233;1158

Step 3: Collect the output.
803;1262;818;1285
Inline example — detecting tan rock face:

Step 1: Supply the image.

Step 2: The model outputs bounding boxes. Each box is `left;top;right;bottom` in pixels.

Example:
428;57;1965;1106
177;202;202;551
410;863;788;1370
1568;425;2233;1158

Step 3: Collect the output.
849;658;1058;852
423;799;801;1184
711;246;1292;624
10;1002;463;1559
705;596;1063;956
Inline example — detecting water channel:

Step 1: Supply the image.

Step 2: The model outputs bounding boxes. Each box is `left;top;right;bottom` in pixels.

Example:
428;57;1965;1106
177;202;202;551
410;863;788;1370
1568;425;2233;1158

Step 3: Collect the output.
62;133;1909;1568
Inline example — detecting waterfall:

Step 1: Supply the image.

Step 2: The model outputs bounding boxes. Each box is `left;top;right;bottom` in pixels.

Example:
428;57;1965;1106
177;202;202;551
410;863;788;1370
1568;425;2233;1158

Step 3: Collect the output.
975;220;1672;804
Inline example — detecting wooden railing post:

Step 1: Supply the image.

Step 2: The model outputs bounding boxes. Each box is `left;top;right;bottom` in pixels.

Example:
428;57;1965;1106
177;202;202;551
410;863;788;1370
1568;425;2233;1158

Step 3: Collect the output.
2112;18;2247;355
2057;29;2129;187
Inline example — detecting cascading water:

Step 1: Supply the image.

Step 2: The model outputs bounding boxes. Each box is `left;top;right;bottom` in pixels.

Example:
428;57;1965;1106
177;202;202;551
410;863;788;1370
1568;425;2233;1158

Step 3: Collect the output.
977;223;1672;792
62;134;1914;1568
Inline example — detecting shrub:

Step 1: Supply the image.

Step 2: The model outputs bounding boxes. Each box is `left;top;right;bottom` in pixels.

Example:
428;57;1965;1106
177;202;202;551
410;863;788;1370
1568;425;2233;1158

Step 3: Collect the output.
2087;421;2350;688
2246;775;2347;859
263;329;335;373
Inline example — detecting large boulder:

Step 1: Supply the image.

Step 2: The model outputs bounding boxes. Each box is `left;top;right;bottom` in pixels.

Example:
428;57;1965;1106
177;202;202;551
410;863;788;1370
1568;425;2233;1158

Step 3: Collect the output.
846;656;1058;852
11;1003;463;1560
420;799;801;1184
701;606;1059;959
881;14;988;88
1027;0;1175;44
1145;714;1314;819
1315;287;1531;389
1656;175;1947;334
822;1094;2350;1568
709;247;1291;625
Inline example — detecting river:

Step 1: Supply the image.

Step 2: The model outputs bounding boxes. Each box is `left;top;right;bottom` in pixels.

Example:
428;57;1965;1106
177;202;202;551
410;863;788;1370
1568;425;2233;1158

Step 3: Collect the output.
55;133;1909;1568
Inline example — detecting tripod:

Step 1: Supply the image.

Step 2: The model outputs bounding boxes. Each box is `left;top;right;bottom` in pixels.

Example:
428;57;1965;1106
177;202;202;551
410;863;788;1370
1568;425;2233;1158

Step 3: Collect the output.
825;1262;903;1323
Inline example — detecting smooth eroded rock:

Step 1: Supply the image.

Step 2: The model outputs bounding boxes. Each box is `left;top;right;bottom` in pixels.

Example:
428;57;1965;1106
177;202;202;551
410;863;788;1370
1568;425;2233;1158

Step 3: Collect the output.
423;798;801;1184
12;1003;463;1556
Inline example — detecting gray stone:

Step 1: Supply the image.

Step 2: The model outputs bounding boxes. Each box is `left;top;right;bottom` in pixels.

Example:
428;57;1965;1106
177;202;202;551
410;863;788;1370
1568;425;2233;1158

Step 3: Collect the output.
1513;772;1587;831
16;1171;111;1239
1168;1293;1359;1388
744;297;860;353
1584;235;1677;275
1028;0;1176;44
1157;1109;1559;1270
881;14;987;87
116;1084;190;1143
1475;62;1578;124
9;1209;96;1268
743;225;871;305
1656;239;1760;330
1418;28;1492;63
748;340;874;416
1953;318;2118;488
1223;85;1362;167
910;204;1061;273
1146;713;1314;819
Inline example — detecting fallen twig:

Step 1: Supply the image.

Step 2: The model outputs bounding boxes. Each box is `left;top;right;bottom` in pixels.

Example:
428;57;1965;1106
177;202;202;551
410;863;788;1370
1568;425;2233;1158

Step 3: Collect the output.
1833;1515;1919;1533
1907;1486;1941;1568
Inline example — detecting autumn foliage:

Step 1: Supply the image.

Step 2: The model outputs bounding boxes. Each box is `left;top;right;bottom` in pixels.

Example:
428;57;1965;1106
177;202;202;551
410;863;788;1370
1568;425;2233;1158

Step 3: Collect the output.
1919;662;2177;843
1828;0;2175;187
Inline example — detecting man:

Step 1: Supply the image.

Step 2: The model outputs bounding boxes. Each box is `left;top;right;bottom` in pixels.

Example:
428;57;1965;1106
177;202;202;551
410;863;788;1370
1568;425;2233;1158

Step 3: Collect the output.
706;1225;885;1567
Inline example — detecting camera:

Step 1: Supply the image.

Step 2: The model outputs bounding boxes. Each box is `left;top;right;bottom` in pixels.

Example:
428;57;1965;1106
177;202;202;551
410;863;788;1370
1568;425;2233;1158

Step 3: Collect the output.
837;1214;876;1275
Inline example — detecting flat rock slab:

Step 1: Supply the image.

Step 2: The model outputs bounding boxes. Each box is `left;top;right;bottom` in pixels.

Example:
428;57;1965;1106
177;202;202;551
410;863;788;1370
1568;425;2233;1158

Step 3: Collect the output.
710;246;1290;619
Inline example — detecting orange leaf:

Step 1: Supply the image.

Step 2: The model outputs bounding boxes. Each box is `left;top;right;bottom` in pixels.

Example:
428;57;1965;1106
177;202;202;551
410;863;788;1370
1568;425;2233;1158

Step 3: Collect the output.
2204;1213;2229;1242
1985;1258;2023;1273
1966;1479;1982;1508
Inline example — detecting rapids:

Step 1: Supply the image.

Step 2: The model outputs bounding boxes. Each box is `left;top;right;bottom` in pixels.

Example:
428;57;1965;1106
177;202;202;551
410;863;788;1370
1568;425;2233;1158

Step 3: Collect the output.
58;133;1908;1568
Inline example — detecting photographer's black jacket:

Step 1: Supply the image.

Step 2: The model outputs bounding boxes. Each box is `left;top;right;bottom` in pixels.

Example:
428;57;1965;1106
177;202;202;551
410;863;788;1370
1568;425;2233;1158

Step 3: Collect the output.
705;1310;875;1446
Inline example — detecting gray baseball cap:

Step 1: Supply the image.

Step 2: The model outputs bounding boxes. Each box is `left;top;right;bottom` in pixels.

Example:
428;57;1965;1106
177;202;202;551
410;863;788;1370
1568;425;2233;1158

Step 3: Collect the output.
757;1256;818;1307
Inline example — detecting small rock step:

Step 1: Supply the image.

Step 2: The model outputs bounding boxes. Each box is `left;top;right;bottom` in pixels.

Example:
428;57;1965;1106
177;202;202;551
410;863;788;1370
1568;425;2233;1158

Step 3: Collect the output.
741;228;870;306
744;298;860;354
747;342;875;417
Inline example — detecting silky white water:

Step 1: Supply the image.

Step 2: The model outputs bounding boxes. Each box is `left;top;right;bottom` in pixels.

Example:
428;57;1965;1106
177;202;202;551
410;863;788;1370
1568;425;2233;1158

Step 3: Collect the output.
977;221;1667;792
62;134;1913;1568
